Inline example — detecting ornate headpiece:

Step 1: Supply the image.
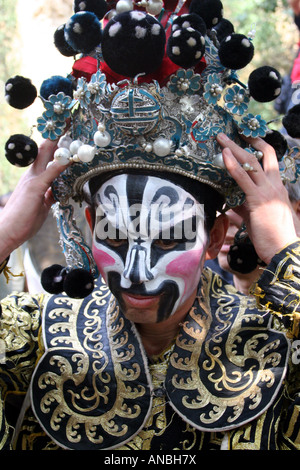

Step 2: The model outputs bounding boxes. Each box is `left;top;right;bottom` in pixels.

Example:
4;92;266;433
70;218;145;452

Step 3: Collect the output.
4;0;300;296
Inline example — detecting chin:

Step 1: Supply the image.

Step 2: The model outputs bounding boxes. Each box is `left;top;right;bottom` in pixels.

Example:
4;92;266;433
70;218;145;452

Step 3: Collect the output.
123;307;164;324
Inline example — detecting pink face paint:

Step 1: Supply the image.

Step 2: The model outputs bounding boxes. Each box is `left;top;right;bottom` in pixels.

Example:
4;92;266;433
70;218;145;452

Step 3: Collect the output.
92;246;116;281
165;248;204;295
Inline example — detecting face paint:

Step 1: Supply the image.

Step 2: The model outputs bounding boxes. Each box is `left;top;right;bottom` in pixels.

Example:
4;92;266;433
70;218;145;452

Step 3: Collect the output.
92;174;208;323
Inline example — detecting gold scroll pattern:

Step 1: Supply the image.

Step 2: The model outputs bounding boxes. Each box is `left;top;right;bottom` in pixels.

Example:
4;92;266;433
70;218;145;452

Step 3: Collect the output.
31;284;152;449
166;269;289;430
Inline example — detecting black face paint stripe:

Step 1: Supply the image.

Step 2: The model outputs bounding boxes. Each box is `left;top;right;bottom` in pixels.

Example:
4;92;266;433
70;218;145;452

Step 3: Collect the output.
126;174;148;221
156;283;179;322
151;185;180;205
123;245;154;283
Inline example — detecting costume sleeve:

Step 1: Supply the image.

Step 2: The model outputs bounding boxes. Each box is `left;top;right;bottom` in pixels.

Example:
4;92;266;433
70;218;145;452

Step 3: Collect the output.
252;240;300;339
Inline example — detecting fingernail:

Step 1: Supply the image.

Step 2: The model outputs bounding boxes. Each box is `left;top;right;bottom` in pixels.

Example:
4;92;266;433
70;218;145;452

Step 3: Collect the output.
218;133;230;142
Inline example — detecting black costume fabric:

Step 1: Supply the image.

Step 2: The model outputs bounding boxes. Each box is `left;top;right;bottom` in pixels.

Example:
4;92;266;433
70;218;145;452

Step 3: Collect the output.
0;242;300;450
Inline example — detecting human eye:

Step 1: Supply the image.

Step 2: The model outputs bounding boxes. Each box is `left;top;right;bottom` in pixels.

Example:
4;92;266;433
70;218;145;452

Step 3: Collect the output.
105;237;128;248
152;239;181;250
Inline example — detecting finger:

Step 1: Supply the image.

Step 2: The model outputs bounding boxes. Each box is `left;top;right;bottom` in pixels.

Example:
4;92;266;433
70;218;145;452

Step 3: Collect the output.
217;133;281;187
44;188;56;210
222;147;257;194
41;160;69;189
217;133;261;168
242;135;281;181
31;139;58;174
217;133;264;184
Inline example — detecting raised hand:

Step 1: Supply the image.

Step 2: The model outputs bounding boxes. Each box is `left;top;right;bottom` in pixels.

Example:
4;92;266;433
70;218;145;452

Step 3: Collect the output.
0;139;68;262
217;133;299;265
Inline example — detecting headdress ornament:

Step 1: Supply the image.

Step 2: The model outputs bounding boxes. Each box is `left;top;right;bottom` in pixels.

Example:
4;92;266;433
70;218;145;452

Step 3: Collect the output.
4;0;300;296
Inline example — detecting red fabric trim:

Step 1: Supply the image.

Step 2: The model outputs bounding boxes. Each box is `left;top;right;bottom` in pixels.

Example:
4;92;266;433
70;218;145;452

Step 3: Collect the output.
72;56;98;81
291;52;300;83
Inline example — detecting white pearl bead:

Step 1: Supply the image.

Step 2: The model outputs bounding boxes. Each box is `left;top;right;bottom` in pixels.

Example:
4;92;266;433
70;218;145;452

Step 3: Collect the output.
144;143;153;153
242;162;253;171
58;135;72;149
69;140;83;155
153;137;172;157
213;153;226;169
97;123;105;132
116;0;133;13
94;130;111;147
77;144;96;163
146;0;164;15
54;147;71;165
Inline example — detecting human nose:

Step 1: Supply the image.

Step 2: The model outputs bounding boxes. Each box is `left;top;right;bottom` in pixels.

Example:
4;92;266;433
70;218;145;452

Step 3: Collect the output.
123;244;154;284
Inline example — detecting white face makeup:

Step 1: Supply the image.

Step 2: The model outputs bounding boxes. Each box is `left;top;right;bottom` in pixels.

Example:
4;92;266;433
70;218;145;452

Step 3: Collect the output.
92;174;208;323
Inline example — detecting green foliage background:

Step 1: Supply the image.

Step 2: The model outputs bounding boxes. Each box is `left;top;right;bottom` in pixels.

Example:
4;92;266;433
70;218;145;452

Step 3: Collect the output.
0;0;297;195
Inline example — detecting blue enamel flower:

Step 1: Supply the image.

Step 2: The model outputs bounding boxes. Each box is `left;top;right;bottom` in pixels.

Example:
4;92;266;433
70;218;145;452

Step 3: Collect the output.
74;77;91;109
239;113;268;138
37;112;66;140
168;69;201;96
43;92;72;122
203;73;223;105
87;70;107;105
224;85;249;116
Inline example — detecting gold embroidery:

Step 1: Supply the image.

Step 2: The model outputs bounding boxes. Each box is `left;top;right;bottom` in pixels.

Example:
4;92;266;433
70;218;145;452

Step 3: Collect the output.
167;270;288;429
33;289;151;448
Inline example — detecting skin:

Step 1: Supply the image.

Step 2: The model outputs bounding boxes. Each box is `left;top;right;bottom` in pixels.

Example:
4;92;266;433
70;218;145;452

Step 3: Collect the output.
0;139;63;261
85;174;227;354
0;134;298;355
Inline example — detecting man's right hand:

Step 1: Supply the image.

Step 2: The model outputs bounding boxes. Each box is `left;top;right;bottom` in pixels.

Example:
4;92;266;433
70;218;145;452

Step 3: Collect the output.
0;139;68;263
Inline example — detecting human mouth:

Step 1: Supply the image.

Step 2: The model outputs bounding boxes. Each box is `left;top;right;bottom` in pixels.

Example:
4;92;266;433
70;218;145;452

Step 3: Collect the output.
122;292;161;308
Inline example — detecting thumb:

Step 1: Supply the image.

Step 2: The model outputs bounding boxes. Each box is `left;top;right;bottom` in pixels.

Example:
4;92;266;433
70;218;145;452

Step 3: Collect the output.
40;160;70;190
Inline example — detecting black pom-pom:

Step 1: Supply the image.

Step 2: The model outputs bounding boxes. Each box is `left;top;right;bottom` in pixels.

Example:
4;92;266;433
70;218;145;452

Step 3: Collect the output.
218;33;254;70
248;66;282;102
211;18;234;43
263;130;288;161
282;104;300;138
41;264;66;294
40;75;74;100
5;134;38;167
227;243;260;274
63;268;94;298
54;24;78;56
167;27;205;67
74;0;107;20
171;13;207;36
189;0;223;28
64;11;102;54
5;75;37;109
227;224;265;274
102;11;166;77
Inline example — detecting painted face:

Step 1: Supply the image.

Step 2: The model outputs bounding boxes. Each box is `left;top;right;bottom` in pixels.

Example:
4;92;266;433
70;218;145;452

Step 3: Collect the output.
92;174;208;323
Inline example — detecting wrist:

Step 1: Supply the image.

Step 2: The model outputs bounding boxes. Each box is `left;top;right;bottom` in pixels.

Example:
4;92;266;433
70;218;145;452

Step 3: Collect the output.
0;216;22;263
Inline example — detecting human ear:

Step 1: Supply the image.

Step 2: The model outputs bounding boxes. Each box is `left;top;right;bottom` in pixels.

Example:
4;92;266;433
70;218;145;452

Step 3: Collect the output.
205;213;229;260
